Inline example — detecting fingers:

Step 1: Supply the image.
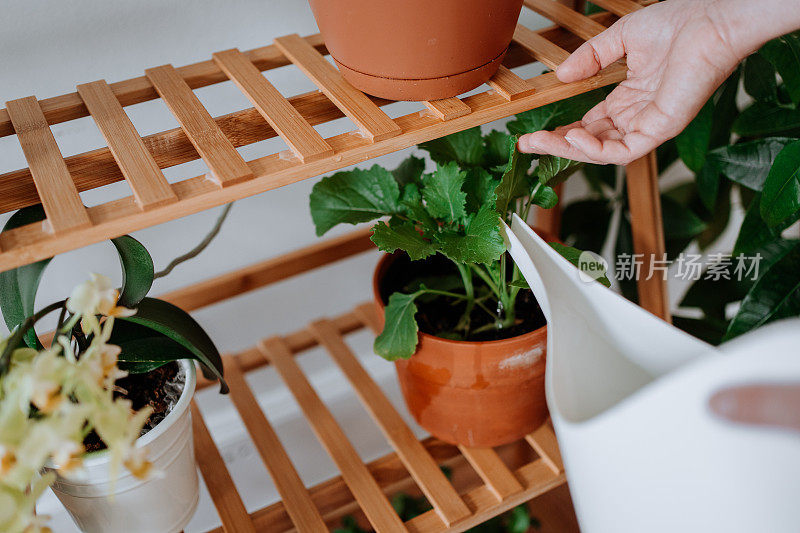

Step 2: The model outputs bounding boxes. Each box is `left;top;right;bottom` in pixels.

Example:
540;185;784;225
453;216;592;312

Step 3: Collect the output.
709;383;800;433
557;17;627;83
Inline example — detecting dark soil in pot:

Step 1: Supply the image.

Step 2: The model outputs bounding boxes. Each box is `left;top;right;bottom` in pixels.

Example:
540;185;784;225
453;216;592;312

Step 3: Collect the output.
379;252;547;341
84;362;186;452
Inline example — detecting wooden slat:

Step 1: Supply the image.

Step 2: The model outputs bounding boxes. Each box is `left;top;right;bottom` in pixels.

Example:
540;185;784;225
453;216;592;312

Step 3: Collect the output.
513;25;571;71
77;80;177;209
213;48;333;163
406;459;563;532
0;17;623;214
5;97;90;233
273;34;401;142
590;0;643;16
225;359;327;532
523;0;607;40
191;402;256;533
309;319;471;526
458;446;524;501
423;98;472;121
259;337;408;532
525;424;564;474
487;66;536;101
626;151;671;321
145;64;253;186
0;64;627;272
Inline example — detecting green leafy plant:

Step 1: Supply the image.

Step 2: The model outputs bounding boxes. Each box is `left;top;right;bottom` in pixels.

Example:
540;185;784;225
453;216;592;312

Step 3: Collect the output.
310;91;611;360
0;204;228;391
664;31;800;343
545;27;800;345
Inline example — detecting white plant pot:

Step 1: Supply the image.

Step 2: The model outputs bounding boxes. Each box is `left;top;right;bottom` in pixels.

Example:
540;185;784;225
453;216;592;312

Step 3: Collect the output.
504;216;800;533
48;359;199;533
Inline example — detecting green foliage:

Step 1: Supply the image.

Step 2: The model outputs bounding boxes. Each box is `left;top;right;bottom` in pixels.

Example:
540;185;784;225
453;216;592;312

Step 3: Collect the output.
664;31;800;343
0;208;228;391
309;165;402;235
310;114;607;359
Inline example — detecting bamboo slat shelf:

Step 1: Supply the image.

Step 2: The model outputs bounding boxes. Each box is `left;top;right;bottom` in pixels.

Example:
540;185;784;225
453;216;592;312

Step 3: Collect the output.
3;0;663;530
0;0;643;273
175;230;567;533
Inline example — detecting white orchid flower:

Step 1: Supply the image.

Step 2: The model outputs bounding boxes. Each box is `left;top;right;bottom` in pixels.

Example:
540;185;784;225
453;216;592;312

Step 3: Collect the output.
66;274;135;334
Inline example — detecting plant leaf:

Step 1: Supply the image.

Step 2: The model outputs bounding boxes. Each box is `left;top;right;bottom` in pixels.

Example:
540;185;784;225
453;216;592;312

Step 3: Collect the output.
696;163;720;211
760;32;800;105
494;137;533;215
309;165;401;236
392;156;426;187
724;241;800;340
111;235;154;308
744;53;778;102
114;334;197;374
537;155;582;187
732;102;800;137
400;183;437;232
707;137;795;190
709;67;741;148
734;193;791;255
675;100;714;173
418;127;485;167
422;162;467;223
370;221;436;261
436;206;505;264
548;242;611;287
374;292;420;360
660;195;707;239
484;130;512;168
760;139;800;227
117;297;227;392
463;167;498;214
507;88;607;135
531;184;558;209
0;206;50;348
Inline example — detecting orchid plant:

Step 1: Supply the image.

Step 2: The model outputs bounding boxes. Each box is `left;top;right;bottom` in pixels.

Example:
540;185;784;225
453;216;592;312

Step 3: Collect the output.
0;275;152;533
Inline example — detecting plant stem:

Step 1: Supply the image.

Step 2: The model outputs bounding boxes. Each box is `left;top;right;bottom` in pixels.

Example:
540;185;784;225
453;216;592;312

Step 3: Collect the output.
154;203;233;280
0;300;66;375
521;182;542;222
454;263;475;335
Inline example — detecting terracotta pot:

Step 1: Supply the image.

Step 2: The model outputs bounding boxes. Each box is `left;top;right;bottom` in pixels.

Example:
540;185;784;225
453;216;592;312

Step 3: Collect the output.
307;0;525;101
373;252;549;448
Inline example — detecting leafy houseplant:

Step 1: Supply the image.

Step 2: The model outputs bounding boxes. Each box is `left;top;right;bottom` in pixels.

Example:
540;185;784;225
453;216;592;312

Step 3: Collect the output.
309;93;609;447
0;205;228;533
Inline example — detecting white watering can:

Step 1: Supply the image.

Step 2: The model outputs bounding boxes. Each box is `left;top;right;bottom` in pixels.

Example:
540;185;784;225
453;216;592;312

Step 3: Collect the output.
503;214;800;533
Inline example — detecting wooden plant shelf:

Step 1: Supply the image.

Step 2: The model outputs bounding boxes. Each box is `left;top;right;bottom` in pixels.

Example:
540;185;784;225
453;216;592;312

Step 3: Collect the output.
0;0;643;273
189;300;566;533
177;227;568;532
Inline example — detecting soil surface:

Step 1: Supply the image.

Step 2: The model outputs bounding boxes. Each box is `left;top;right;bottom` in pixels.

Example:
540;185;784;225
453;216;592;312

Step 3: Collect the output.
380;253;547;342
84;362;185;452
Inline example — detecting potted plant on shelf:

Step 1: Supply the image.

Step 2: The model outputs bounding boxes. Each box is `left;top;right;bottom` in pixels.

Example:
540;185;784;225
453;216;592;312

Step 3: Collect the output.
309;95;609;447
0;207;227;533
306;0;525;101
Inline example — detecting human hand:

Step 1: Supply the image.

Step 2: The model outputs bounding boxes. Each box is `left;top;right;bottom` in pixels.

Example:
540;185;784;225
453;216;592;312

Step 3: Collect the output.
517;0;757;165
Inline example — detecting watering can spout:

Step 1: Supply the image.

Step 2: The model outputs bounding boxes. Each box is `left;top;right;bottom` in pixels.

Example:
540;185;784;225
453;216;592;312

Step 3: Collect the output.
504;214;710;422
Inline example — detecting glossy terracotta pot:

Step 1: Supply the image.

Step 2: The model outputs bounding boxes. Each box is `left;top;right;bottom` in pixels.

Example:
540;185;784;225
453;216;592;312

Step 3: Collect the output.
307;0;524;101
373;253;548;447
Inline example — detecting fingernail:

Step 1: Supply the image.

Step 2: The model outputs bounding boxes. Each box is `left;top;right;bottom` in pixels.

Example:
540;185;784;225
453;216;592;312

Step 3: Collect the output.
517;135;531;152
564;135;578;148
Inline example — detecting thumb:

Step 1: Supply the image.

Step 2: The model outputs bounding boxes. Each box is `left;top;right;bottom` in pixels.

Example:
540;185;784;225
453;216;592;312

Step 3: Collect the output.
557;17;627;83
